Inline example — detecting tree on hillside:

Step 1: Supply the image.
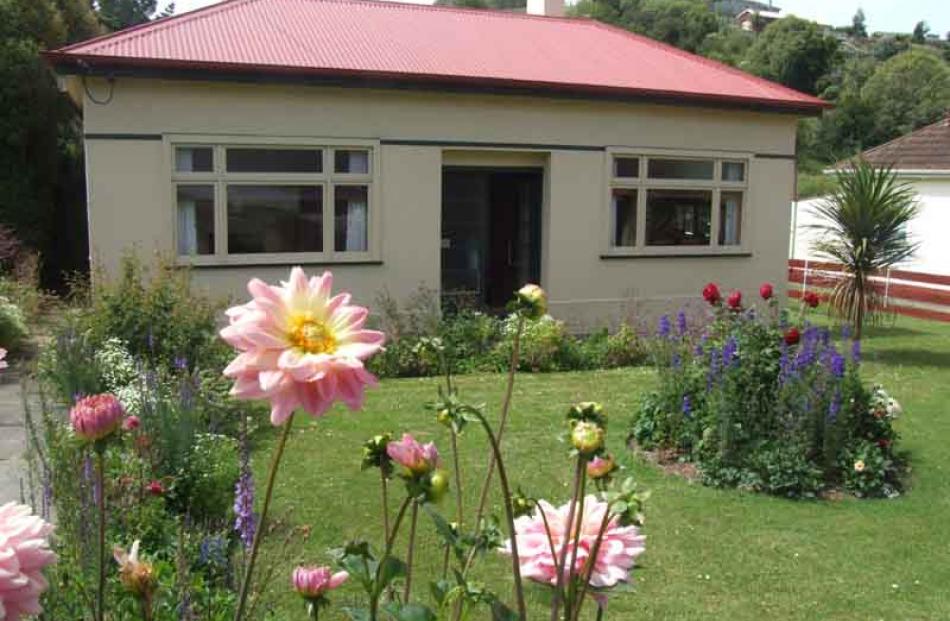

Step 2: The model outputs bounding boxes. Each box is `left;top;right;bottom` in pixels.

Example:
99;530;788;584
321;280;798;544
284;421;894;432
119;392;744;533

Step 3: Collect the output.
699;25;755;67
572;0;720;53
0;0;101;287
912;20;928;44
744;16;840;95
861;49;950;145
95;0;174;30
851;9;867;39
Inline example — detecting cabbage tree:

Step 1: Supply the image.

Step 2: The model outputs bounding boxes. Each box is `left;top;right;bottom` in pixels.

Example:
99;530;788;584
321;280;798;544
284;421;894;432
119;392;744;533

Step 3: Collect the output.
810;160;920;339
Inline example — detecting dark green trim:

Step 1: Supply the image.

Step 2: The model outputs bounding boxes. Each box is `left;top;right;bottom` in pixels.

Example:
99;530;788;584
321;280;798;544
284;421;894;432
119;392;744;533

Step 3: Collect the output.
185;260;384;269
600;252;753;260
755;153;796;160
48;58;825;116
384;139;604;152
85;133;163;141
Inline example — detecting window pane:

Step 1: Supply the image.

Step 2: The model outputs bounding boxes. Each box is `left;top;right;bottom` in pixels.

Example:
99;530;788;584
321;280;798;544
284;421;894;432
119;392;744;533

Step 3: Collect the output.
611;188;637;247
335;150;370;174
177;185;215;255
335;185;369;252
226;148;322;173
719;191;743;246
646;189;712;246
613;157;639;178
175;147;213;173
227;185;322;253
647;158;714;180
722;161;746;182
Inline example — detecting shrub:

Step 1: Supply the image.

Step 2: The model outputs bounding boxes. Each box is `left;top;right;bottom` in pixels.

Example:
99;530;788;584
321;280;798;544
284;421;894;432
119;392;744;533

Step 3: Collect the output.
84;254;225;372
0;294;28;351
172;433;240;525
631;290;905;499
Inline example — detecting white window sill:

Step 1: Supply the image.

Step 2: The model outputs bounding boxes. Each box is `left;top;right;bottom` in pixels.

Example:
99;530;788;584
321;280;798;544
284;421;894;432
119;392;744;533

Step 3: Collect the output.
600;247;751;259
176;254;382;268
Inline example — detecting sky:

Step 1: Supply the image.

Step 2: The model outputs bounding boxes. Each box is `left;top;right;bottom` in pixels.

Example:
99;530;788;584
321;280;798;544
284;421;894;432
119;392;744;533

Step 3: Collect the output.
171;0;950;37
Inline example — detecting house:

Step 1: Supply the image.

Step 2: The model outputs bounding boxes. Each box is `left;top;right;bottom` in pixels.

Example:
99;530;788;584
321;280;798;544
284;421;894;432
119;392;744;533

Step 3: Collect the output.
736;8;782;32
790;116;950;320
44;0;826;329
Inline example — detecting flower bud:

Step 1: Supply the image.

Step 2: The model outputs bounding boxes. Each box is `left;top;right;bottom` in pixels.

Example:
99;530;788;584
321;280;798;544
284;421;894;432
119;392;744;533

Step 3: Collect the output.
387;433;440;477
70;394;125;443
122;415;140;431
436;409;451;425
571;421;605;456
292;565;348;601
426;469;450;504
114;540;157;598
511;489;536;518
361;433;394;477
587;454;616;479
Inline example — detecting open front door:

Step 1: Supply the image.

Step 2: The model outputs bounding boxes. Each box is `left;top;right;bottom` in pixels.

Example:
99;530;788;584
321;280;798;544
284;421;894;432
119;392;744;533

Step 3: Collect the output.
441;168;542;309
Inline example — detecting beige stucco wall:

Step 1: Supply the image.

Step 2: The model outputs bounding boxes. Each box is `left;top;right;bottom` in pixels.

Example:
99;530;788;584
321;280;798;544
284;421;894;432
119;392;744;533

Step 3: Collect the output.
78;77;799;329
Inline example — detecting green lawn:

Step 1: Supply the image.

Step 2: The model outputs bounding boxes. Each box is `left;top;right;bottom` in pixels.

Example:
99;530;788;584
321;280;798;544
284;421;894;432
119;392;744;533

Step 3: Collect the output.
256;317;950;620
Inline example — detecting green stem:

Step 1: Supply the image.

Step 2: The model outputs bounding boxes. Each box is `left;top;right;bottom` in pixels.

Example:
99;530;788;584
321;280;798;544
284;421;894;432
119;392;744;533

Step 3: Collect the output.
95;448;106;621
472;315;524;529
565;467;589;615
370;496;413;620
381;472;391;541
234;412;296;621
595;603;605;621
141;591;154;621
404;501;419;602
551;457;585;621
450;430;464;529
308;600;319;621
572;506;613;621
467;407;527;620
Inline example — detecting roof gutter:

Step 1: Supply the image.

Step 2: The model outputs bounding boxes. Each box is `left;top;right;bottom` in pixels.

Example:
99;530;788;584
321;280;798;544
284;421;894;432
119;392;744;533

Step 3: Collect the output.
42;51;830;116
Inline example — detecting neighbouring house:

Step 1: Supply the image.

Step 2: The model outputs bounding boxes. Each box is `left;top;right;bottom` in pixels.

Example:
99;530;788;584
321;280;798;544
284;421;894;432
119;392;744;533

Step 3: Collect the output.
790;116;950;321
45;0;826;329
736;7;782;32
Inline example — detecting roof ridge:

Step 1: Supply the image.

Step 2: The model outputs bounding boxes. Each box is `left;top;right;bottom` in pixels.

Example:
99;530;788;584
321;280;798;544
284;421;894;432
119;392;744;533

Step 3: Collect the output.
860;115;950;159
587;19;826;106
54;0;258;54
301;0;594;25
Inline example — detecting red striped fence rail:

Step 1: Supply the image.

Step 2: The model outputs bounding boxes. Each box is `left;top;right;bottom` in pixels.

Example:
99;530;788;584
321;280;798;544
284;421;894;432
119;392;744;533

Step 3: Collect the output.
787;259;950;323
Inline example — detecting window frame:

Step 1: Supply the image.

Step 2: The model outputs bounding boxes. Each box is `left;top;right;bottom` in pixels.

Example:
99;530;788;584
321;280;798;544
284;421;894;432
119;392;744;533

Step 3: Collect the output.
603;148;750;257
168;136;379;266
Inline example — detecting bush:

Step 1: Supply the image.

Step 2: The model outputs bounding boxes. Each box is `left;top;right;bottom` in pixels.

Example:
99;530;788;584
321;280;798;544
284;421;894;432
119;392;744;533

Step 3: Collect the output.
0;294;28;351
631;291;905;499
172;433;240;525
84;254;226;372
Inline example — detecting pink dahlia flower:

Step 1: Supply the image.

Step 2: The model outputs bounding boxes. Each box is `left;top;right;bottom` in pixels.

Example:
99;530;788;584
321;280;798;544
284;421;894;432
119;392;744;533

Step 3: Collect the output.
69;394;125;442
292;565;348;600
501;495;645;590
387;433;440;476
0;502;56;620
220;268;385;425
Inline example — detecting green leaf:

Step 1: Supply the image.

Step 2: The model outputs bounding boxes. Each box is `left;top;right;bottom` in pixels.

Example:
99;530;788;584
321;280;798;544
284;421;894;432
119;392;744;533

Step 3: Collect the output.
382;602;437;621
341;607;372;621
375;555;407;595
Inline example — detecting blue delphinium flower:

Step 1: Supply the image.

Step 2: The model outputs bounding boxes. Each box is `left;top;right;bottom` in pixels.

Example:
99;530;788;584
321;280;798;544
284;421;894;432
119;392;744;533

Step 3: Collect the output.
676;310;688;336
234;428;256;550
694;343;704;357
682;394;692;418
851;339;861;365
723;336;739;368
829;350;846;378
672;352;681;369
658;314;672;338
841;324;852;339
778;341;790;386
707;347;721;391
828;388;842;422
174;356;189;371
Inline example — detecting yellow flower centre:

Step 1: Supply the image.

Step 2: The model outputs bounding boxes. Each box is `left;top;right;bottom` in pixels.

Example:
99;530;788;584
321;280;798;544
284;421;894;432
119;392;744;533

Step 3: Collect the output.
288;313;337;354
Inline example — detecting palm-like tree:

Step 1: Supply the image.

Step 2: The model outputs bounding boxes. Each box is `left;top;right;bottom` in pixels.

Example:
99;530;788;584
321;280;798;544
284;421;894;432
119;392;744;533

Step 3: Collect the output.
809;160;920;339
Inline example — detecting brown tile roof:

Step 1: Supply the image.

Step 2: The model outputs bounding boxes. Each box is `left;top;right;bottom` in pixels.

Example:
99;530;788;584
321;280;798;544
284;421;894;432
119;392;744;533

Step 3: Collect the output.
855;116;950;171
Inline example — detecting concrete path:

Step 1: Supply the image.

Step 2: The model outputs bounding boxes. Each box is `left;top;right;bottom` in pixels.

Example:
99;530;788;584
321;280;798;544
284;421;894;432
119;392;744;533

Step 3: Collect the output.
0;370;29;504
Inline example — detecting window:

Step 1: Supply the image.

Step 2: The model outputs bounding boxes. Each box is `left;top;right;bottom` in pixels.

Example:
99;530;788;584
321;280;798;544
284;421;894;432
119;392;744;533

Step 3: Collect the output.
607;154;748;251
611;188;637;247
172;142;374;262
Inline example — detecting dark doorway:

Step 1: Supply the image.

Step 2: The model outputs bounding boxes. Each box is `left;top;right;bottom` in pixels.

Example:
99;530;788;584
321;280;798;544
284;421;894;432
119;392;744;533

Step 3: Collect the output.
441;168;542;309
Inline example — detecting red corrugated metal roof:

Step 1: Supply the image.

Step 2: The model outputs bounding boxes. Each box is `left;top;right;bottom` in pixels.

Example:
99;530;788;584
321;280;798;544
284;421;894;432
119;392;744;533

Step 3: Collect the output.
45;0;828;112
